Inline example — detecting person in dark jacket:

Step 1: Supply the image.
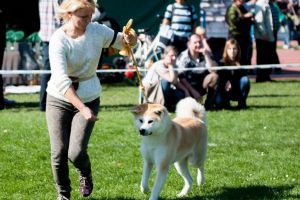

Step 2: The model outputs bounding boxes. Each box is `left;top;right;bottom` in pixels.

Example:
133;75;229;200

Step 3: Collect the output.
216;38;250;109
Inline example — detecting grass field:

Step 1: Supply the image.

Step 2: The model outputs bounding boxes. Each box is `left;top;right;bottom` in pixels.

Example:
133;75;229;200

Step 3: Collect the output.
0;80;300;200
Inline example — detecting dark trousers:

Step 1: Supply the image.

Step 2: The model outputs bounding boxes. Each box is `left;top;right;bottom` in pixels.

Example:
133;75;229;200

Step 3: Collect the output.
39;42;51;111
215;76;250;108
235;36;252;66
161;79;185;110
255;39;278;82
46;95;100;195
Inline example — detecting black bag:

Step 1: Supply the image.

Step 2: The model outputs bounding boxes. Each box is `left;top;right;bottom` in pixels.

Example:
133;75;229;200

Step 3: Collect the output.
157;25;174;50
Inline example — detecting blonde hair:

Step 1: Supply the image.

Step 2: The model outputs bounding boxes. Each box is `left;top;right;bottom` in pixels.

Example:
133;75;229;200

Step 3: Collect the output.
222;38;241;66
58;0;96;23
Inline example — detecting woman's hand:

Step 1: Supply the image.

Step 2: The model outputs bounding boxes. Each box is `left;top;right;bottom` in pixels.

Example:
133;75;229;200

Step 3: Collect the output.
124;29;137;46
64;86;98;122
79;106;98;122
225;81;232;92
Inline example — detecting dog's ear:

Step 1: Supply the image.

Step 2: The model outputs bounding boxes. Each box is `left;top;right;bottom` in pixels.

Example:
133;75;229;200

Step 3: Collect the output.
131;104;148;115
131;105;141;114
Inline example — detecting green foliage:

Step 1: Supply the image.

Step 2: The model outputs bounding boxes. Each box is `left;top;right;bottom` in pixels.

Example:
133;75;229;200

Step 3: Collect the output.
0;81;300;199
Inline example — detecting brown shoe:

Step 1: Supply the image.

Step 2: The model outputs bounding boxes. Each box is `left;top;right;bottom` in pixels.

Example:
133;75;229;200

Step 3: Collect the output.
79;175;93;197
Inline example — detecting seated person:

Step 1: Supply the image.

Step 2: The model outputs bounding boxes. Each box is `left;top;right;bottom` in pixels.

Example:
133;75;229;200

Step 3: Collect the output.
176;34;219;109
215;38;250;109
195;26;212;54
142;45;186;109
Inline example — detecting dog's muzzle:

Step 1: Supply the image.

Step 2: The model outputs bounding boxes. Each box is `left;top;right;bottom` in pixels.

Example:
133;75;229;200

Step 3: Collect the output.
139;129;152;136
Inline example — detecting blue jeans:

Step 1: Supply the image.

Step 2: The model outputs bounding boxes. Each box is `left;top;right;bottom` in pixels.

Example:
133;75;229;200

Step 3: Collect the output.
238;76;250;107
215;76;250;108
161;79;184;109
39;42;51;111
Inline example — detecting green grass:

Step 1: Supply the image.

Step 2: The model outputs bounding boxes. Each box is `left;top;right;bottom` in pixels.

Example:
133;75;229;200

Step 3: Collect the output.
0;80;300;200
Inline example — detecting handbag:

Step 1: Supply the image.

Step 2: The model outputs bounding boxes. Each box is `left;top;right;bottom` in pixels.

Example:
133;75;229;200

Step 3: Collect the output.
157;25;174;50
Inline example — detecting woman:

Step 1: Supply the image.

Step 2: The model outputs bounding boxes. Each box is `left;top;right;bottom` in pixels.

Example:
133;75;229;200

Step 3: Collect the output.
45;0;137;199
216;38;250;109
142;45;185;110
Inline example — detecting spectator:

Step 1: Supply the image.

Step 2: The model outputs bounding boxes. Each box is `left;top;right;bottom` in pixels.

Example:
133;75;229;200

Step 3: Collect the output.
162;0;198;53
0;7;5;110
254;0;279;82
287;0;300;47
277;0;292;49
38;0;62;111
176;34;218;110
0;6;16;110
244;0;257;41
226;0;254;66
269;0;281;69
215;38;250;109
45;0;137;199
142;45;185;110
195;26;212;54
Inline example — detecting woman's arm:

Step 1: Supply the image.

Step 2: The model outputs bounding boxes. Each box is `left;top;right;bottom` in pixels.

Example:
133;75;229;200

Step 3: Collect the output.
179;78;201;101
157;64;177;83
175;80;191;97
64;86;98;122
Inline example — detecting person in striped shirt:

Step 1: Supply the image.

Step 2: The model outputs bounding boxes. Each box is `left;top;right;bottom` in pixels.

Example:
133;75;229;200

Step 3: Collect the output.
162;0;198;53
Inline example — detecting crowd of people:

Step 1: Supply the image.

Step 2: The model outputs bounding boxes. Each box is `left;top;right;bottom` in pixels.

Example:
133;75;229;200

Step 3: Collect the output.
0;0;299;199
142;0;300;110
1;0;299;110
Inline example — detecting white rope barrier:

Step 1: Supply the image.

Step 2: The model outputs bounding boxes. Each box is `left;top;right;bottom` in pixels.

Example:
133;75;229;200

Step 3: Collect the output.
0;63;300;75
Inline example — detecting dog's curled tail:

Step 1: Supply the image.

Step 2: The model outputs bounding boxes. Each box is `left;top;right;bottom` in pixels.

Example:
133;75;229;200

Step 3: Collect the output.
175;97;206;124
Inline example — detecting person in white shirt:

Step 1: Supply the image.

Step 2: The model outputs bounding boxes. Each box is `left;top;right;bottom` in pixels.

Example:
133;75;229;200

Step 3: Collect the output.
142;45;186;109
45;0;137;199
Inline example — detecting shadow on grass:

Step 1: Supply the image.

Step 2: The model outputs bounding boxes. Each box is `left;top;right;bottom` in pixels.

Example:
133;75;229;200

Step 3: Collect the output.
197;184;300;200
4;102;39;111
100;104;136;111
89;184;299;200
250;94;300;98
250;104;300;109
178;184;299;200
89;198;136;200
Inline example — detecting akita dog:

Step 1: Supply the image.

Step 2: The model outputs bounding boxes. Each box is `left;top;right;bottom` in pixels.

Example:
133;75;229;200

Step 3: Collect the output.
131;97;207;200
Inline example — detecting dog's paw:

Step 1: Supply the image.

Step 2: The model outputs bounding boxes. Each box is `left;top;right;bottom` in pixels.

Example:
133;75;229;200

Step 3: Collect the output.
140;185;150;193
177;186;190;198
197;172;205;186
176;191;188;198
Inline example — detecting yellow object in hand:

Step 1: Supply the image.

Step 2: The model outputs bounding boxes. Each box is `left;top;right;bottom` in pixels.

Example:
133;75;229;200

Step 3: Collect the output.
119;19;135;57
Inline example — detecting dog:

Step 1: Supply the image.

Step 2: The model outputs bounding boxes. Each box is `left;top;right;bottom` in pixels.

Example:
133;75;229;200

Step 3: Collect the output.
131;97;207;200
